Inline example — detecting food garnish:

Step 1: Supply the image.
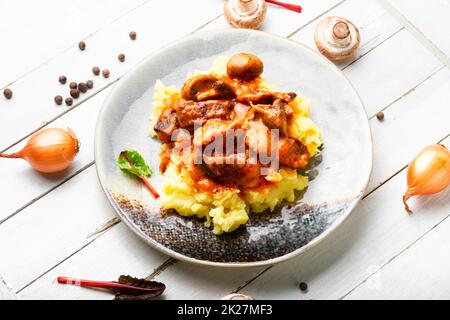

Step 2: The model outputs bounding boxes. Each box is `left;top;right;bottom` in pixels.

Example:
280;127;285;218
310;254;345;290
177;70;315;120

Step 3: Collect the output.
403;144;450;213
118;149;160;199
0;128;80;173
57;275;165;300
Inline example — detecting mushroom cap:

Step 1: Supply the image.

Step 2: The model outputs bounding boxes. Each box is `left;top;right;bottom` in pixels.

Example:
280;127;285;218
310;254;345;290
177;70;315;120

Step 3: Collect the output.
227;52;264;80
224;0;267;30
314;16;360;61
181;74;236;101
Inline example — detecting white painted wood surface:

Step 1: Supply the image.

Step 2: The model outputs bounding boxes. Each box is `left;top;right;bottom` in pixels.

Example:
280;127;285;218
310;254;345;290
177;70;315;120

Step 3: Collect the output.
1;0;449;300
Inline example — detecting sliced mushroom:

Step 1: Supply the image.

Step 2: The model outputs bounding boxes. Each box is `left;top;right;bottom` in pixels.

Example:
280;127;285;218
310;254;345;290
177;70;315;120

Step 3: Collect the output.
314;16;360;61
181;75;236;101
224;0;267;30
237;90;296;104
227;52;264;80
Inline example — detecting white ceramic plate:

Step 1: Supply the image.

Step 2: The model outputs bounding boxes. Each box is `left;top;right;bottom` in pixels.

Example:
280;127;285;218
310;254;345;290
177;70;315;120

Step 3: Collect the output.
95;29;372;267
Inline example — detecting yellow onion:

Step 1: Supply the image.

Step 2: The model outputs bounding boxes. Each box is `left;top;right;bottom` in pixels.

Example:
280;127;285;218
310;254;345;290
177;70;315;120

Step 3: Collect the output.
403;144;450;213
0;128;80;173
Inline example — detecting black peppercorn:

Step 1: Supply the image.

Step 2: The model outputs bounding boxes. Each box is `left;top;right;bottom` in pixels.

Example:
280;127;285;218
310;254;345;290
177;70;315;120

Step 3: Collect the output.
102;69;110;78
58;75;67;84
92;66;100;76
54;95;63;105
3;88;12;99
70;88;80;99
78;82;87;93
65;97;73;106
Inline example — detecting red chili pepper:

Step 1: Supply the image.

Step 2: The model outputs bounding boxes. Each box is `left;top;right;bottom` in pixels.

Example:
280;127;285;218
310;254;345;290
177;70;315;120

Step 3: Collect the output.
266;0;302;13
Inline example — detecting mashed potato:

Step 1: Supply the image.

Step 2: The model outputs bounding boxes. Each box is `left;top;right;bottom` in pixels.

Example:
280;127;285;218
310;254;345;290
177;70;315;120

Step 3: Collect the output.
152;57;323;235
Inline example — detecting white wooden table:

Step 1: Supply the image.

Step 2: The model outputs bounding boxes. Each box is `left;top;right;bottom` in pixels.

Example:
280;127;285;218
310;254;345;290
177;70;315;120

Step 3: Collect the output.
0;0;449;300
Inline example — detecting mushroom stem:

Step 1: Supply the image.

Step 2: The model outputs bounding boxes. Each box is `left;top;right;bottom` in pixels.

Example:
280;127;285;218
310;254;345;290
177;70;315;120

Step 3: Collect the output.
333;21;350;40
238;0;257;12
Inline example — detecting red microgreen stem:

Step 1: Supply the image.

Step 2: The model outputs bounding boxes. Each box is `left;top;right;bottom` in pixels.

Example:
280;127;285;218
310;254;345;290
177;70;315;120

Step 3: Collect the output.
57;276;159;293
266;0;302;13
120;151;160;199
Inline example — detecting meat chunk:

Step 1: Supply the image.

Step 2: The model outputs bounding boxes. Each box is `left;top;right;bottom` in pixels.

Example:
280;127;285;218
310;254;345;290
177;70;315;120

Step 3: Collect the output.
278;138;309;169
193;119;230;147
200;153;262;188
175;100;235;127
252;100;292;137
245;118;272;156
154;108;178;144
237;90;296;105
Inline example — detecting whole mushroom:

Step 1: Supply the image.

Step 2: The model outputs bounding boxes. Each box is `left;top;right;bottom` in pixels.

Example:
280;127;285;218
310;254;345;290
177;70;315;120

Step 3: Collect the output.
314;16;360;61
224;0;267;30
227;52;264;80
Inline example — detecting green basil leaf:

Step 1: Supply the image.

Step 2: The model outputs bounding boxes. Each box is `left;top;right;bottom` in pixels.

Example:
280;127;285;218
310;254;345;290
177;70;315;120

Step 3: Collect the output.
118;150;152;178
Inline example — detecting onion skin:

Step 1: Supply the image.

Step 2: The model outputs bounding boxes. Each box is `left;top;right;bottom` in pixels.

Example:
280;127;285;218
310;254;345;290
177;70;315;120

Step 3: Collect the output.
0;128;80;173
403;144;450;213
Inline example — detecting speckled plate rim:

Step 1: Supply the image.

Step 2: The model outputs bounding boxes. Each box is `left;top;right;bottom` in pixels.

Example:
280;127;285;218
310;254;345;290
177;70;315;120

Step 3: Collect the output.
94;29;373;268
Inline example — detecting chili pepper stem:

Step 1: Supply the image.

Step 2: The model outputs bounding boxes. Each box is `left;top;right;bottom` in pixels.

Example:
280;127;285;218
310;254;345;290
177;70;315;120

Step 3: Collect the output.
57;276;160;292
266;0;302;13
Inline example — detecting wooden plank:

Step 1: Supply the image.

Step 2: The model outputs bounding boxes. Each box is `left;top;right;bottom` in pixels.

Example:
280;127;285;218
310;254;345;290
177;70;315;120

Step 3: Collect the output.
342;29;441;117
153;263;264;300
0;0;347;225
238;131;450;299
290;0;403;69
201;0;344;36
0;2;446;296
145;69;450;300
388;0;450;58
0;165;117;291
0;0;224;151
0;0;146;89
239;139;450;299
344;143;450;299
17;223;167;300
0;89;109;223
0;0;430;226
14;64;450;298
367;67;450;192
